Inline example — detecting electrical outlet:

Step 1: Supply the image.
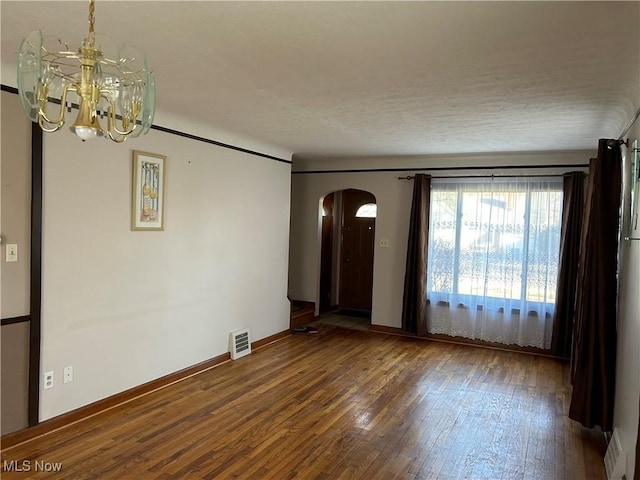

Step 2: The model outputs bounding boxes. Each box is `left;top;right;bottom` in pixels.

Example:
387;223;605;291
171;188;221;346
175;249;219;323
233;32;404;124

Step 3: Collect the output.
63;366;73;384
44;371;54;390
379;238;390;248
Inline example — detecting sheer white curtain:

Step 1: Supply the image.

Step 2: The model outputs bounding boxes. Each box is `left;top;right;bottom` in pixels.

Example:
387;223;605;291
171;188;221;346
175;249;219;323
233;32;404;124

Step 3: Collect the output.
426;177;563;348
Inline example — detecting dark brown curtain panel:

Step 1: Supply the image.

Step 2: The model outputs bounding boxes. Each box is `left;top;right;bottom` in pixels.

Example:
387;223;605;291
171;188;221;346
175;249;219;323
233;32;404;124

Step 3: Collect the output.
550;172;585;358
569;139;622;431
402;174;431;336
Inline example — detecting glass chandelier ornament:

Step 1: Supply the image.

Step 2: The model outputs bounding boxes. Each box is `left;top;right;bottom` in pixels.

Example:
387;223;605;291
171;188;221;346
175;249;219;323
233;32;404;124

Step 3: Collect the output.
17;0;155;142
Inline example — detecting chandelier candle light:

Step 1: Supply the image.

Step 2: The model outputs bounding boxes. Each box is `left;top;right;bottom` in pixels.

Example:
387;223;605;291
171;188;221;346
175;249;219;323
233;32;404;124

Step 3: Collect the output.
17;0;155;142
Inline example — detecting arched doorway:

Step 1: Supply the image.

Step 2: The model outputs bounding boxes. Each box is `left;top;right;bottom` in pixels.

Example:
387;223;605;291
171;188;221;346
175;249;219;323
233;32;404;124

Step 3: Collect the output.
319;189;376;319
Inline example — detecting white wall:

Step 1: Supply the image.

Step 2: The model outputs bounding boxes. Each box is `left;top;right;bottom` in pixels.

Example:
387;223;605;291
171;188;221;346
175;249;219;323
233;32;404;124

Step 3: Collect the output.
288;151;591;326
1;90;31;317
613;121;640;479
289;170;411;326
38;118;291;420
0;90;32;434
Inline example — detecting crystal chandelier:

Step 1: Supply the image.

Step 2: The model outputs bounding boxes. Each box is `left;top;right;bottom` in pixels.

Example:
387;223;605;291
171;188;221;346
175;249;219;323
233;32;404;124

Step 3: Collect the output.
17;0;155;142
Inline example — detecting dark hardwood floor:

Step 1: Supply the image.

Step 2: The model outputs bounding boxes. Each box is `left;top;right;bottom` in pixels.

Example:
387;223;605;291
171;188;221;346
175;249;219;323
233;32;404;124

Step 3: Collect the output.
1;325;606;479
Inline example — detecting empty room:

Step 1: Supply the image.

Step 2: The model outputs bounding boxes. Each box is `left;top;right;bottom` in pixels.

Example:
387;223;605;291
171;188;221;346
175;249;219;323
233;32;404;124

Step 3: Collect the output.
1;1;639;479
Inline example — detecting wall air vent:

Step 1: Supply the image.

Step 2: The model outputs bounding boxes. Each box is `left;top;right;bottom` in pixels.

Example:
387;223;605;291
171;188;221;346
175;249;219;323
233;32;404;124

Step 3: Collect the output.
229;328;251;360
604;428;626;480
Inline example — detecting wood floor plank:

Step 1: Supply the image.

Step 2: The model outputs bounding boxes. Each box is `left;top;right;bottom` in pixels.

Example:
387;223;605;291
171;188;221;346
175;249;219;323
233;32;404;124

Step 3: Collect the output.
1;326;606;479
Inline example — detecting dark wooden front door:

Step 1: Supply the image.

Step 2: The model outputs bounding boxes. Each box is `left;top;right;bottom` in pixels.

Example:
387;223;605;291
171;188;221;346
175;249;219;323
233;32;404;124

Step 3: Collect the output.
339;190;375;312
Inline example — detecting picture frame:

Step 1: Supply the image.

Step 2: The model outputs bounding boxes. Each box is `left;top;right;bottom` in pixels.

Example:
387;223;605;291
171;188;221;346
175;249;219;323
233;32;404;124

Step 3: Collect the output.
131;150;166;231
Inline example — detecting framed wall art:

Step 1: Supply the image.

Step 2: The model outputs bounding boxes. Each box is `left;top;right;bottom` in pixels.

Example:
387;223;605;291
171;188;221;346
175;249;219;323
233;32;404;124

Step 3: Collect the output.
131;150;166;231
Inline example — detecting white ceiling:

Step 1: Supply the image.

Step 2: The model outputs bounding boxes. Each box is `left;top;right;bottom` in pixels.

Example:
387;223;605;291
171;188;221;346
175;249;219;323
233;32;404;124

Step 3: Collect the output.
1;1;639;161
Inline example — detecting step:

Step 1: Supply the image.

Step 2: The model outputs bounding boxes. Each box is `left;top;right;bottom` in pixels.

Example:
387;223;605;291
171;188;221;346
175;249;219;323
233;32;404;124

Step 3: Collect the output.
290;301;315;329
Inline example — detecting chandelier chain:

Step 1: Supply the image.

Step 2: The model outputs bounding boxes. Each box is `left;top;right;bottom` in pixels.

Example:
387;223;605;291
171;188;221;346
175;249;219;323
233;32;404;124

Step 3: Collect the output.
88;0;95;39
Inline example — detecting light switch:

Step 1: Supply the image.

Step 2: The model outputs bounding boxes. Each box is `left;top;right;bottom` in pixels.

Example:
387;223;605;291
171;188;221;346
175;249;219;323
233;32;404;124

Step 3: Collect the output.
64;366;73;384
5;244;17;262
379;238;390;248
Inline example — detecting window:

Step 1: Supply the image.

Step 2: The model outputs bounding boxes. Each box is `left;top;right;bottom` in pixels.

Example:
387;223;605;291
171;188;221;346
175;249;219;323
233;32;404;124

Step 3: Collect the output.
426;178;563;348
355;203;377;218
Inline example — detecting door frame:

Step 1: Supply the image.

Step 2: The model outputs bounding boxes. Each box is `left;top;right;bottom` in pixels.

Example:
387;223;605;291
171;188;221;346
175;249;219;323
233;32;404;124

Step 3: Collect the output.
28;122;43;426
319;193;335;313
316;188;376;318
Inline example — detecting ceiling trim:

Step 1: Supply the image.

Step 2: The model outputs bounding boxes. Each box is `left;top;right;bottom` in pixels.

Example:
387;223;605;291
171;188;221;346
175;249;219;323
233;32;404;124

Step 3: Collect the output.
151;125;291;165
1;84;18;94
1;84;292;166
292;164;589;175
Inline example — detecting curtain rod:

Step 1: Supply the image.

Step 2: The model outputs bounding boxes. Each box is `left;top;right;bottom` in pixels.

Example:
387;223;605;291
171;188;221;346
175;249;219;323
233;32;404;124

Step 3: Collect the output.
618;106;640;141
398;173;573;180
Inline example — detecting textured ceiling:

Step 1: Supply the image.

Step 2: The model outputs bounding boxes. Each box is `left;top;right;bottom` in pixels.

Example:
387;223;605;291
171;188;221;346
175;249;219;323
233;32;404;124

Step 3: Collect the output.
1;1;639;160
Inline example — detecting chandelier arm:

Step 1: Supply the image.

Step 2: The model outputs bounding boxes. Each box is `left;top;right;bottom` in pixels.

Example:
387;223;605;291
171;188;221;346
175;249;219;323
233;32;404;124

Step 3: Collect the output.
114;123;137;136
37;82;75;127
111;122;137;136
106;100;137;137
105;108;128;142
106;130;128;143
39;116;64;133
